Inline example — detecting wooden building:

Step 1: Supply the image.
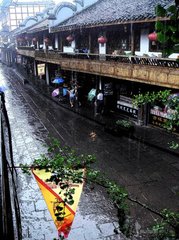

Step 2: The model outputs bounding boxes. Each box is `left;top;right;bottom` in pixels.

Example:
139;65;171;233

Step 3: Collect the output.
1;0;179;128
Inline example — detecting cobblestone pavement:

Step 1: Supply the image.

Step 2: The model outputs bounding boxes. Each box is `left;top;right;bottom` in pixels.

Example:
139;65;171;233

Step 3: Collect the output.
1;65;127;240
1;64;179;240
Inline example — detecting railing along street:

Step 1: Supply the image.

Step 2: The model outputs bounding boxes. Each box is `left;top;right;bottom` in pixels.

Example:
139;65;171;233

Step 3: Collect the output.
0;91;22;240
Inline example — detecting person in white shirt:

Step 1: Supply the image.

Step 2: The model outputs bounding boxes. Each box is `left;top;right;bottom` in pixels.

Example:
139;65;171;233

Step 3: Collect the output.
96;90;104;114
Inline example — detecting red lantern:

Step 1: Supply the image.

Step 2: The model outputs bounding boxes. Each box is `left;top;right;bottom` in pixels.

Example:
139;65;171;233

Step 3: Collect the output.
66;35;74;42
148;32;157;41
17;37;23;42
98;36;107;44
44;37;49;44
32;37;37;42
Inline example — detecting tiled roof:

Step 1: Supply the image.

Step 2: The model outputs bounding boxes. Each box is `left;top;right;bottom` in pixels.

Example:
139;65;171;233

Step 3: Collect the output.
52;0;174;31
27;19;49;33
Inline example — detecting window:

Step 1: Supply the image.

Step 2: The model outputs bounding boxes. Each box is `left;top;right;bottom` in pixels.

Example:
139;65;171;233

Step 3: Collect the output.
16;14;22;20
15;7;22;13
22;13;28;19
10;14;16;19
21;7;28;13
10;7;15;13
10;20;17;26
27;7;34;13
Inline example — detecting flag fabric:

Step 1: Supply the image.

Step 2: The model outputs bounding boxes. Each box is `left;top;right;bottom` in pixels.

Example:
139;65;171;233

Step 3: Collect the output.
32;169;85;238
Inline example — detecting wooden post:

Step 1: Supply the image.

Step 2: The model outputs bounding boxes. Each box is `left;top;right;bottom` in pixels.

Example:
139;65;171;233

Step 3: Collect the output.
88;32;91;53
130;23;135;55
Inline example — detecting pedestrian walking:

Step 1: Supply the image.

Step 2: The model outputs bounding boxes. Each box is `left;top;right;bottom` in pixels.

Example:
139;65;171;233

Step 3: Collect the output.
95;90;104;115
67;88;75;107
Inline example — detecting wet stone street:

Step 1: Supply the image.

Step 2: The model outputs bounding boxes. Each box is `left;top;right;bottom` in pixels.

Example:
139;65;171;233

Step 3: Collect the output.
1;64;179;240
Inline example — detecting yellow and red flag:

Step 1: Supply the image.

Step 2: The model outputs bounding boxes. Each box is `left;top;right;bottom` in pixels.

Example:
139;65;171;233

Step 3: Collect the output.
32;169;85;238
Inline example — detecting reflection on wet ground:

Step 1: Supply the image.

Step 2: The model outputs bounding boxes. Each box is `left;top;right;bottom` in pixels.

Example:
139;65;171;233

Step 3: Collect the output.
1;64;179;239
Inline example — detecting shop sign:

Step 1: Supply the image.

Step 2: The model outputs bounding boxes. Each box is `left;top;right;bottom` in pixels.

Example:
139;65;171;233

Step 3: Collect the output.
37;63;45;76
149;107;179;132
104;82;113;96
117;100;138;118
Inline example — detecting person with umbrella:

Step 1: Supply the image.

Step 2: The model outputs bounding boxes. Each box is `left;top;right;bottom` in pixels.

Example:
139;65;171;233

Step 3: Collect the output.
51;77;65;101
67;87;75;107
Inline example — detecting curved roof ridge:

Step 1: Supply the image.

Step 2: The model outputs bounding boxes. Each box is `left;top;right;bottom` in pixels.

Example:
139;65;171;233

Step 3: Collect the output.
19;16;38;27
53;1;77;16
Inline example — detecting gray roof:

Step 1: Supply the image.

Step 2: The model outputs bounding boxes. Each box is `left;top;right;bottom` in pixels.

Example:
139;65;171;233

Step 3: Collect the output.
52;0;174;31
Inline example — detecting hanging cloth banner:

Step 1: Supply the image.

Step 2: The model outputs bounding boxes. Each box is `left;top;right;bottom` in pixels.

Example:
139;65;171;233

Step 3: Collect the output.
32;169;85;238
37;63;45;76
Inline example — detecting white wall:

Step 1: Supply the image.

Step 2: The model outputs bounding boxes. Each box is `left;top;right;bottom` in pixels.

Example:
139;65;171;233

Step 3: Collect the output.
135;28;162;57
140;29;149;54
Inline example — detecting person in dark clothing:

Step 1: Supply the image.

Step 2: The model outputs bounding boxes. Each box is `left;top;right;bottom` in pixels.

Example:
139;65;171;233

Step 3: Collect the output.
96;90;104;114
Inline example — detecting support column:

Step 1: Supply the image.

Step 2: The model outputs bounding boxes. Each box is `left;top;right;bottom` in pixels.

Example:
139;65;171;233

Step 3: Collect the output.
36;41;39;50
55;34;59;50
88;33;91;53
140;29;150;54
99;77;102;90
130;23;135;55
33;60;37;77
45;63;50;85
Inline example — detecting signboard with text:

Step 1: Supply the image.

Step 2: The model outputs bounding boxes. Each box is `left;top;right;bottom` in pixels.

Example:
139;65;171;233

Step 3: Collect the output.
117;100;138;118
149;108;179;133
37;63;45;76
104;82;113;96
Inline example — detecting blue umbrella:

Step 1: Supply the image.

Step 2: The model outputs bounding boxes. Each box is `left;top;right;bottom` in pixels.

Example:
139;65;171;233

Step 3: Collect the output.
0;86;7;92
52;77;64;84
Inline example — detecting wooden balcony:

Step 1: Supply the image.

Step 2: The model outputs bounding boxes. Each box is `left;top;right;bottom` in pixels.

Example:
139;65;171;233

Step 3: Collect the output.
17;48;179;89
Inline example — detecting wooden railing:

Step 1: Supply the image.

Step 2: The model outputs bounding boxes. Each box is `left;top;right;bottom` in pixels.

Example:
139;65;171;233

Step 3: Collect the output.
33;49;179;68
16;47;179;68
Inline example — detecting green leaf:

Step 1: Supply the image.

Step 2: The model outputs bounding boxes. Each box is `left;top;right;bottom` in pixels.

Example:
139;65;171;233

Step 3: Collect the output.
157;32;169;43
171;33;179;43
155;5;167;17
170;13;177;20
167;5;177;14
155;21;163;31
67;200;74;205
169;25;177;33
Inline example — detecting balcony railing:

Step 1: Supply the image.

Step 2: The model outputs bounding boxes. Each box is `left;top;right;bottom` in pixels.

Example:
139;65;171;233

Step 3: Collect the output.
33;49;179;68
17;47;179;68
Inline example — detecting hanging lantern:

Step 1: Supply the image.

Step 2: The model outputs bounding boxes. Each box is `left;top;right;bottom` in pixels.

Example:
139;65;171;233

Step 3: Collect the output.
148;32;157;42
98;36;107;44
44;37;49;44
66;35;74;42
17;37;23;42
32;37;37;42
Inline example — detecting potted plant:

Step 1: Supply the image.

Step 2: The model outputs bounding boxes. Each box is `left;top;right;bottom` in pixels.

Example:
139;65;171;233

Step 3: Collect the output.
104;119;134;137
115;119;134;136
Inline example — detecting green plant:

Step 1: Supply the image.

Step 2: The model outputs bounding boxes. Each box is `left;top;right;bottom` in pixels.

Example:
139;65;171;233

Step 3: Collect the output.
20;138;179;239
151;209;179;239
116;119;133;129
155;1;179;57
168;141;179;149
132;90;171;107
